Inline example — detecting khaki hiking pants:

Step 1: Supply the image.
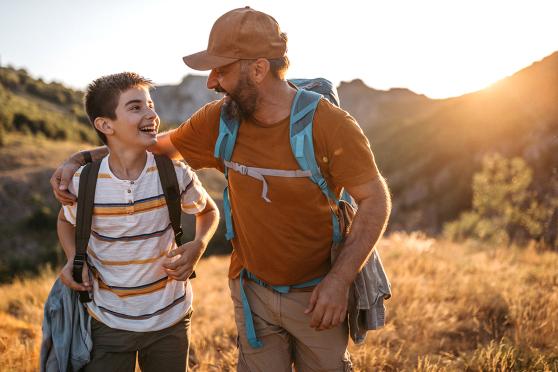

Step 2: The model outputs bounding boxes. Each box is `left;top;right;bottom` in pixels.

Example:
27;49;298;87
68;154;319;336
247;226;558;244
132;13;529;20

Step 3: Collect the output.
84;310;191;372
229;278;353;372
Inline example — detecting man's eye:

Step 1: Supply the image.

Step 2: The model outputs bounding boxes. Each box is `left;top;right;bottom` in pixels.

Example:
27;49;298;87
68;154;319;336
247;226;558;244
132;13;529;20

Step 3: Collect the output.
130;105;140;110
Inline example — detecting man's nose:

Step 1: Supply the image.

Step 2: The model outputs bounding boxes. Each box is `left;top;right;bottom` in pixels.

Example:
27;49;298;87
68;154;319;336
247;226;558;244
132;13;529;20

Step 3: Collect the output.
207;69;219;89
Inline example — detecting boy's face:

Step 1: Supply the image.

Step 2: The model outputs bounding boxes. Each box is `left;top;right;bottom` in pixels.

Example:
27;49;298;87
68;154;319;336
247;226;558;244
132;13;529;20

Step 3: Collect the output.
106;86;159;148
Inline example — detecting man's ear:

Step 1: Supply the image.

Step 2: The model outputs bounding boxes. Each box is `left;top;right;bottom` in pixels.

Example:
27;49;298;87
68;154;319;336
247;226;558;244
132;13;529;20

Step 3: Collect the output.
93;117;114;136
251;58;270;84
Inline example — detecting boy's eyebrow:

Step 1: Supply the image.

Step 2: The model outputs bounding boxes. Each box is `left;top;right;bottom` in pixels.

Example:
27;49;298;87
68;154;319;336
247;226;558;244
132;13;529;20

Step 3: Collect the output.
125;99;142;106
125;99;154;106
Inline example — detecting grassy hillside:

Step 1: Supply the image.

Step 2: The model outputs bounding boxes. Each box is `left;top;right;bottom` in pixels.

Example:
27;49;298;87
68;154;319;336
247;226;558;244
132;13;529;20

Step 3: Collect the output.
0;235;556;371
0;66;98;144
0;133;228;282
339;53;558;235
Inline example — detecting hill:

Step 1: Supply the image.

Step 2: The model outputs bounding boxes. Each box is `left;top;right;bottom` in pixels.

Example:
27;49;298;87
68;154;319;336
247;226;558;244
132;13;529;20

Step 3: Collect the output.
337;53;558;233
1;235;557;371
0;66;98;144
2;52;557;280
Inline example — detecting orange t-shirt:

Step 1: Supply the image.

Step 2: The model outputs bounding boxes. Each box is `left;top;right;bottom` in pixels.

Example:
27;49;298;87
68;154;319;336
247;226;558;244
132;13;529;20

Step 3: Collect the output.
170;98;379;285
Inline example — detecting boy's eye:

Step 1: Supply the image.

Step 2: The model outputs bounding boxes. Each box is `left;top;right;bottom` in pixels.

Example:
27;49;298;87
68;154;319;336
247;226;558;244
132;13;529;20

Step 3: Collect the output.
130;105;140;110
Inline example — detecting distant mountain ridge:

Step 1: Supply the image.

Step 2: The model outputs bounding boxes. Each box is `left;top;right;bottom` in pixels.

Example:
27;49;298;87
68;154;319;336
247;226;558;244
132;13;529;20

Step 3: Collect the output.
150;52;558;233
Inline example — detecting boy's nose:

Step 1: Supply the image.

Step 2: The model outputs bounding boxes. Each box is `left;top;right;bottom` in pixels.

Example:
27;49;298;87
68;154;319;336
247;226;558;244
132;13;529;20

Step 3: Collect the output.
146;107;157;119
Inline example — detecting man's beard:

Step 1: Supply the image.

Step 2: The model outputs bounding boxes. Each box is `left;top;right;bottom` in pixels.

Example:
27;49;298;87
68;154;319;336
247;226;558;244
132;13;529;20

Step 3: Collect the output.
221;73;259;122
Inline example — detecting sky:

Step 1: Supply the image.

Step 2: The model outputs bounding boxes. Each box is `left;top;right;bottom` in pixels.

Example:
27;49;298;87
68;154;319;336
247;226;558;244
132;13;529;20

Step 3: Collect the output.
1;0;557;98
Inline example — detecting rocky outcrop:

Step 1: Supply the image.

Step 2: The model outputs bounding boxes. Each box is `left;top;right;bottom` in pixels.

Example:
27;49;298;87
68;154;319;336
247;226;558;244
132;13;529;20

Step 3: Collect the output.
151;75;221;124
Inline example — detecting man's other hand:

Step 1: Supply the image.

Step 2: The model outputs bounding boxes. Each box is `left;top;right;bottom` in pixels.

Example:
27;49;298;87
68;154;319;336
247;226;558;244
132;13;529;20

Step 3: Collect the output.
304;273;350;331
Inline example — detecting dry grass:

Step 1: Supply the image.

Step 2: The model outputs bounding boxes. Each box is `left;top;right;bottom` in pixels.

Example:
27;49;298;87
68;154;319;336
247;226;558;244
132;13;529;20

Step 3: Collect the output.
1;234;557;371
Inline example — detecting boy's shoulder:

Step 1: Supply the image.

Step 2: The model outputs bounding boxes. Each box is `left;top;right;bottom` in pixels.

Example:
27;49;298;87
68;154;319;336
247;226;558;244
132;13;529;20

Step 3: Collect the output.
69;156;110;196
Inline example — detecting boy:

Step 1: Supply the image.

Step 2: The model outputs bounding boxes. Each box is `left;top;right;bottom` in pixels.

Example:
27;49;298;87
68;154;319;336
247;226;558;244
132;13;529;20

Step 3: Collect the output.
56;72;219;372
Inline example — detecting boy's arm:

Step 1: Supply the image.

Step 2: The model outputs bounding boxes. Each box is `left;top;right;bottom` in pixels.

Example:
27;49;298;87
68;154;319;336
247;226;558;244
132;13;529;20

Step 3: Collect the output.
163;195;220;281
57;208;92;291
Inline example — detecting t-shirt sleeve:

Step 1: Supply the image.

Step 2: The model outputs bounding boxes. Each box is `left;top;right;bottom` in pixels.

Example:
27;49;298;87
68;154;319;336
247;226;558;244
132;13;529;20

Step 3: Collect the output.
169;99;224;171
174;161;208;215
62;166;84;226
314;99;380;188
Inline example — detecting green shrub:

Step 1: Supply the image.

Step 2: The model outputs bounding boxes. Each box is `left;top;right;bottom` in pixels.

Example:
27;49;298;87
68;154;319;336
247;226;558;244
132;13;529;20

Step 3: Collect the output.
444;153;558;246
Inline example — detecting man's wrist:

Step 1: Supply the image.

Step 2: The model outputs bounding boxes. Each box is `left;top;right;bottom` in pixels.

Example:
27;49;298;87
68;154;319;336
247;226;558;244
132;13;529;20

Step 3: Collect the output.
69;151;88;166
81;151;92;164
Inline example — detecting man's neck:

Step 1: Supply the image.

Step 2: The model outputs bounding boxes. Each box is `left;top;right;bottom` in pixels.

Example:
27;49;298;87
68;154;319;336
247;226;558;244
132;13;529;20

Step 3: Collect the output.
107;145;148;181
251;80;297;126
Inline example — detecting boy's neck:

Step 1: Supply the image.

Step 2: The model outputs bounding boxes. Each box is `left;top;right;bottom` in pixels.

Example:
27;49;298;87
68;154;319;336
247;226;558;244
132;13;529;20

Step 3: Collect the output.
107;146;148;181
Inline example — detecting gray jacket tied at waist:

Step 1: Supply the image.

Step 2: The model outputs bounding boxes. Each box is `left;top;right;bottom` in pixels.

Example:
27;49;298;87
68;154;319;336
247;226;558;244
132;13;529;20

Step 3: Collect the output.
40;278;92;372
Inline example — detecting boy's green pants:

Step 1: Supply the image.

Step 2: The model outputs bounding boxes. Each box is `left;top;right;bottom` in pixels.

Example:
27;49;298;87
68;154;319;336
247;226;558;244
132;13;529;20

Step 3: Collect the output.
84;310;192;372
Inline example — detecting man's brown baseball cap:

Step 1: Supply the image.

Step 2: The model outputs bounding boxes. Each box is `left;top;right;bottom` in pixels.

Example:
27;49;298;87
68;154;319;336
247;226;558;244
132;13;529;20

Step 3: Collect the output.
183;7;287;71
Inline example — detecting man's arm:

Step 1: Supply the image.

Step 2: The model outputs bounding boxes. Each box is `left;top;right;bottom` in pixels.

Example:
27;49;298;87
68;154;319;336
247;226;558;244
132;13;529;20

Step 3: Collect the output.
163;195;220;281
50;130;181;204
148;130;183;160
305;175;391;330
56;208;91;291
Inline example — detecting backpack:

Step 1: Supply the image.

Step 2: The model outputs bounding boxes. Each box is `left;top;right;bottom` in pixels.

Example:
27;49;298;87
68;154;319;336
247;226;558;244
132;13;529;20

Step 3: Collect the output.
214;78;391;347
72;155;194;303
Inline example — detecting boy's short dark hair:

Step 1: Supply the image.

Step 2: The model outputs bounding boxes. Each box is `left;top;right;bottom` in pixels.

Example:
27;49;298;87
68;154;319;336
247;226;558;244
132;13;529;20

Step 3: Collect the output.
84;72;153;144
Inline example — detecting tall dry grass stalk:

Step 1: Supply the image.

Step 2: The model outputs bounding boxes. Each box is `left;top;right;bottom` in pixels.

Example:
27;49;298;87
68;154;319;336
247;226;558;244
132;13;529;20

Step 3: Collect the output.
0;234;557;371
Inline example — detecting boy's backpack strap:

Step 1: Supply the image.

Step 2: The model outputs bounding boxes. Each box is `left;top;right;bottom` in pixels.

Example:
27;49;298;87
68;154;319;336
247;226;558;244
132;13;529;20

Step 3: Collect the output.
154;155;196;279
215;104;241;240
154;155;183;245
289;89;342;244
74;159;102;303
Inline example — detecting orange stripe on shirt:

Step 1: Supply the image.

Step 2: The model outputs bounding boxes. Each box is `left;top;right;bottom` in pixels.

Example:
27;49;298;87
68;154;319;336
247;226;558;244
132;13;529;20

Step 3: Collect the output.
97;278;171;297
87;246;170;266
93;197;167;216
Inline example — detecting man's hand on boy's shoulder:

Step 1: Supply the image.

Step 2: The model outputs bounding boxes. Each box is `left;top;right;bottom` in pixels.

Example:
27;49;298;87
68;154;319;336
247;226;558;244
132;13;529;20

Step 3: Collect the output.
163;239;206;281
51;157;82;205
59;260;92;292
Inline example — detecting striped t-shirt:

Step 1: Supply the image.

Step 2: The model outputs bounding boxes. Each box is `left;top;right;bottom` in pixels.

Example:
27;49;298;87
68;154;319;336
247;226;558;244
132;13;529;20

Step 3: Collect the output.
63;152;208;332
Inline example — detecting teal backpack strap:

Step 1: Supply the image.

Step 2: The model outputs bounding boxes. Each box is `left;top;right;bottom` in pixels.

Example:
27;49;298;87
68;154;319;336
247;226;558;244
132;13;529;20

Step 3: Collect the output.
215;105;240;240
289;89;343;244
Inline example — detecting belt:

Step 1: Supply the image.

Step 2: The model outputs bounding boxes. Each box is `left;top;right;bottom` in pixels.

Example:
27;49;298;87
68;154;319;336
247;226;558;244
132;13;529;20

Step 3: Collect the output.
239;268;322;348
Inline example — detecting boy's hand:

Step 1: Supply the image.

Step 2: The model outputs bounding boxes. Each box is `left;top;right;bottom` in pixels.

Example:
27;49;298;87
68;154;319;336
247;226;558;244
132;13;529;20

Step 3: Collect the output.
163;240;205;281
59;260;92;291
51;158;82;205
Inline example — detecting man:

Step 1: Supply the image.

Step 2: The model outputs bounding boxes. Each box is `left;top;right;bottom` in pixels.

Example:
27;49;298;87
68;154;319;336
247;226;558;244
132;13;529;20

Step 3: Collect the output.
52;7;391;371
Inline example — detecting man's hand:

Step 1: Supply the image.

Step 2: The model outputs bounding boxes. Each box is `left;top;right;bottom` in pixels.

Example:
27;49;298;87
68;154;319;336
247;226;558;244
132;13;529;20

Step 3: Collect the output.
50;158;82;205
59;260;92;292
304;273;350;331
163;239;205;281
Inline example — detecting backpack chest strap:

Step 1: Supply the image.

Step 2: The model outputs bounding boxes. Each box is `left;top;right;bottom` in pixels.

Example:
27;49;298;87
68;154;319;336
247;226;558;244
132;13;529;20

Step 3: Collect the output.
224;160;311;202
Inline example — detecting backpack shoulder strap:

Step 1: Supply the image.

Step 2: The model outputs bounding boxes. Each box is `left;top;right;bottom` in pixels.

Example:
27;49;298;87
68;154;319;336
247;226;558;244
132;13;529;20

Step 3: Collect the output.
289;89;333;197
214;103;240;167
215;103;241;240
289;89;342;244
74;159;101;303
154;155;197;279
154;155;183;245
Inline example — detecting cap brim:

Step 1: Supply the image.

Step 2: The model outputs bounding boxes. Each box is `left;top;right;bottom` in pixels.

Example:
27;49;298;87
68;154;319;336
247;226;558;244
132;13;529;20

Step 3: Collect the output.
182;50;239;71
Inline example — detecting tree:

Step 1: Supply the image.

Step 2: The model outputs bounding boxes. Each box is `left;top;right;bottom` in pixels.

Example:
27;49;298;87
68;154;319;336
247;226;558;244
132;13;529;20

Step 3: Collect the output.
444;153;557;247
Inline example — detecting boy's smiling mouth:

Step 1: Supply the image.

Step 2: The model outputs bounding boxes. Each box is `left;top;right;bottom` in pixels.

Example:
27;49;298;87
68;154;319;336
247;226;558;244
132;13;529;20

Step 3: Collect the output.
139;123;158;135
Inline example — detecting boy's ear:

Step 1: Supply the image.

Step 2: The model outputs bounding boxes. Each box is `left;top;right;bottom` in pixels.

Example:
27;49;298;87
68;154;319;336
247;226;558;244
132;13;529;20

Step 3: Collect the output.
93;117;114;136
